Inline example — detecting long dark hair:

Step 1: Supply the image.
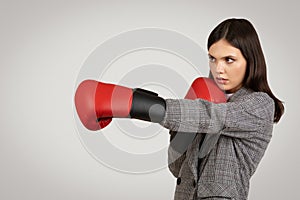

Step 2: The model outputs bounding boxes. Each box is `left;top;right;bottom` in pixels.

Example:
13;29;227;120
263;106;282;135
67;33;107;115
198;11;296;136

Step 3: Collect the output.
207;18;284;123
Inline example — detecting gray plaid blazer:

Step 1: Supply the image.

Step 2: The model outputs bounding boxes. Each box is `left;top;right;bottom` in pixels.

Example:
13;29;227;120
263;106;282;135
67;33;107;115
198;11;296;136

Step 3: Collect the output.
160;87;274;200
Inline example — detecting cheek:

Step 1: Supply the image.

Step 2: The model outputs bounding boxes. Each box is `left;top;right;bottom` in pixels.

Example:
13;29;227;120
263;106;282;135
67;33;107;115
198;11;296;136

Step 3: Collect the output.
209;63;217;74
233;63;247;82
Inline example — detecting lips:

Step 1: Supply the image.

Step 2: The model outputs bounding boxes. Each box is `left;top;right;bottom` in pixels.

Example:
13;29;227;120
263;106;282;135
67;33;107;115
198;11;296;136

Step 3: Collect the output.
216;77;228;84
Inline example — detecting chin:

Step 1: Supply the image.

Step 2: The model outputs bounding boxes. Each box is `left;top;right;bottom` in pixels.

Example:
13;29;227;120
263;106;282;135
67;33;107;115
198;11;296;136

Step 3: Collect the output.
215;83;227;91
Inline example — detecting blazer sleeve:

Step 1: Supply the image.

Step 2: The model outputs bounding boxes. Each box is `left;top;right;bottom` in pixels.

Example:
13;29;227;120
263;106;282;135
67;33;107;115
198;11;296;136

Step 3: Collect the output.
160;92;274;139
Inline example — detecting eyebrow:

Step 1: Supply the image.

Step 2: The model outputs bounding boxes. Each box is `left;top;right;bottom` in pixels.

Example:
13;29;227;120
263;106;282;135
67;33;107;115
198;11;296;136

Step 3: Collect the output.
208;53;238;59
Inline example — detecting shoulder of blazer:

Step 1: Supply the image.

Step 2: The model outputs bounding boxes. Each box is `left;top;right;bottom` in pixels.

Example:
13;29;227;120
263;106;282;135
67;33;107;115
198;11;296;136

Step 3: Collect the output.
227;87;253;102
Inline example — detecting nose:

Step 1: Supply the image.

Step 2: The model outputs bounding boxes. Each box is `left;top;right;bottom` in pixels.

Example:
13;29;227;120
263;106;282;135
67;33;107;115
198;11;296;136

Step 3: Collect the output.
216;62;225;74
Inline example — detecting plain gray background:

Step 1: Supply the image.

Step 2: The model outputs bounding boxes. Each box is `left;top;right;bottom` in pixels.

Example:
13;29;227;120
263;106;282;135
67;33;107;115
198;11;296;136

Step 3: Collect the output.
1;0;299;199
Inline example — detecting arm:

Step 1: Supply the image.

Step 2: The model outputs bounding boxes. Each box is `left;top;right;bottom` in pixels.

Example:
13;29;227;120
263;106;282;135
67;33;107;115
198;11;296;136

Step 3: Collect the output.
160;91;275;138
74;77;226;131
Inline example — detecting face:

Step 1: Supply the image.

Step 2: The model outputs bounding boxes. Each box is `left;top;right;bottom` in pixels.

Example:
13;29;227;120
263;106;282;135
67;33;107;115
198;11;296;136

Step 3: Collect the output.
208;39;247;93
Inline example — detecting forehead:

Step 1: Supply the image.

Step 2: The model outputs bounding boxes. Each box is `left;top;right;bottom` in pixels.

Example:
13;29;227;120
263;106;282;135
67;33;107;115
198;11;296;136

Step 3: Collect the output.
208;39;242;57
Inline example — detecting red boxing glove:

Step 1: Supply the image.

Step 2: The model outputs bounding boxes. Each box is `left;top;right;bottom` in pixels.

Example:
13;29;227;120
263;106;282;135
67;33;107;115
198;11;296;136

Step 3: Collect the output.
74;80;133;131
74;80;166;131
185;77;226;103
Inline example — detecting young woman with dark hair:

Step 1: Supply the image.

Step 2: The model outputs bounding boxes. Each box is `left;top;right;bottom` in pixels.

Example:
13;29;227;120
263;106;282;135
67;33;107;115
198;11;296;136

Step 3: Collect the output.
165;18;284;200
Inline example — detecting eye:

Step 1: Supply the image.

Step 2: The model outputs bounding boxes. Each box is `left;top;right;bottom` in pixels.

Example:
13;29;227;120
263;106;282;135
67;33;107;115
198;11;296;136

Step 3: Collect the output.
225;57;235;63
208;55;216;63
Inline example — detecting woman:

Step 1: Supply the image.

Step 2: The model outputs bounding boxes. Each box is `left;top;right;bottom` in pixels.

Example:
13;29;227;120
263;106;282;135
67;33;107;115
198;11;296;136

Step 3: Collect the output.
164;18;284;200
74;17;285;200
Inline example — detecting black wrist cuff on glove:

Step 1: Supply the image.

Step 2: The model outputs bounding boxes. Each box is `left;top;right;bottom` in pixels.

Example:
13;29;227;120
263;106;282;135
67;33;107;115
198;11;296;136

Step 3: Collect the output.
130;88;166;123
